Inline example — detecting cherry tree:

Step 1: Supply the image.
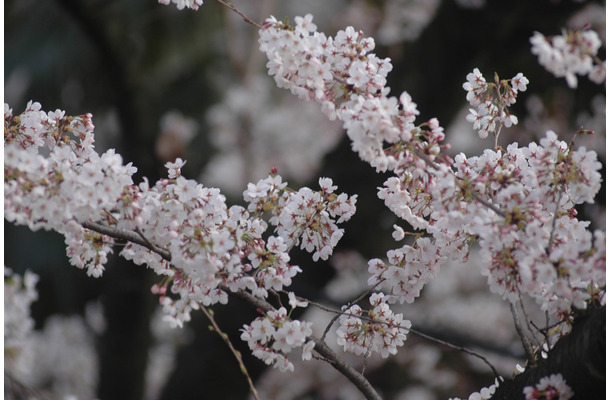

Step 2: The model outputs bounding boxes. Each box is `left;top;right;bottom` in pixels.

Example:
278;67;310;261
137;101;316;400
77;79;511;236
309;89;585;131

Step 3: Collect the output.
4;1;605;399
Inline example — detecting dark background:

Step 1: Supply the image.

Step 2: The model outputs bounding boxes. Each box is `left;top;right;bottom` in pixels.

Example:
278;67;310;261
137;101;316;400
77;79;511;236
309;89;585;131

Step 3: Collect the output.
4;0;605;399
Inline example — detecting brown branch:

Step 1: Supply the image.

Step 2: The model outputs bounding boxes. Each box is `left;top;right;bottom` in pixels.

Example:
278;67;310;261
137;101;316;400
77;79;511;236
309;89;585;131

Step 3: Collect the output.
228;289;383;400
312;340;383;400
214;0;262;29
82;220;172;261
201;307;261;400
511;302;536;366
491;306;605;400
302;296;502;379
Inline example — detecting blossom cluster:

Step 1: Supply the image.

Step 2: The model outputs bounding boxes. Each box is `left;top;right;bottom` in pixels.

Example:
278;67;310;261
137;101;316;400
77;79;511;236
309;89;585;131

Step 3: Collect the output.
367;237;442;304
453;132;604;312
244;174;357;263
530;29;605;88
259;16;605;319
4;6;606;398
336;293;410;358
258;16;456;313
523;373;574;400
259;14;443;174
4;103;356;330
463;68;529;140
4;101;135;277
4;267;38;375
240;306;314;372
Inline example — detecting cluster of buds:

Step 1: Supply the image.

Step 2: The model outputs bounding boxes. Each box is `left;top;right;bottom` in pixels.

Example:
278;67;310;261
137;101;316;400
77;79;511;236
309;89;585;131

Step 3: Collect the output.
463;68;529;143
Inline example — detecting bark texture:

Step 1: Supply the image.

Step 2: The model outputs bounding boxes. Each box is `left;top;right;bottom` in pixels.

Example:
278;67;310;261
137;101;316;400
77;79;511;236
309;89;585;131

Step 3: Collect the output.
491;306;605;400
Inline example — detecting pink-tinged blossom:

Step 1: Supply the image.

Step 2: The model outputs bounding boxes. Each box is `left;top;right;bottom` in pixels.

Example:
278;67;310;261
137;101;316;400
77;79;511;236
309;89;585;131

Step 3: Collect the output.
531;29;605;88
5;103;351;328
463;69;527;140
241;307;313;372
450;379;500;400
336;292;410;358
392;224;405;241
258;16;603;314
523;373;574;400
244;174;357;262
165;158;186;179
157;0;203;11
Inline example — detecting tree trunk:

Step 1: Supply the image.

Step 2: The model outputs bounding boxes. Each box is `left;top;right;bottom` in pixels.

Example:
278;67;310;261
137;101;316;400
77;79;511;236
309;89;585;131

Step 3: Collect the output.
491;306;605;400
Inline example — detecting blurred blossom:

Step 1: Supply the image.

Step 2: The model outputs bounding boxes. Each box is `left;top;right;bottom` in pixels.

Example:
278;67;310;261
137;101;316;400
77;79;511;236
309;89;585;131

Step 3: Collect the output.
156;111;198;163
376;0;441;45
454;0;486;9
201;76;342;196
530;28;605;89
327;250;371;301
568;3;606;43
4;268;38;379
144;308;192;400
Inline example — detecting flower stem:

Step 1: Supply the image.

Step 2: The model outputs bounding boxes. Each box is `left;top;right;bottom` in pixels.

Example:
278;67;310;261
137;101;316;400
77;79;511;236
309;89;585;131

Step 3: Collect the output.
201;307;261;400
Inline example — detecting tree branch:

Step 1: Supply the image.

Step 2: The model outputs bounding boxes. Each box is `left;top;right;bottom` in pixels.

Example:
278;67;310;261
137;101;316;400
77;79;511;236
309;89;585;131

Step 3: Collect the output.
201;307;261;400
227;289;383;400
82;220;382;400
301;295;502;379
82;220;172;261
214;0;262;29
491;306;605;399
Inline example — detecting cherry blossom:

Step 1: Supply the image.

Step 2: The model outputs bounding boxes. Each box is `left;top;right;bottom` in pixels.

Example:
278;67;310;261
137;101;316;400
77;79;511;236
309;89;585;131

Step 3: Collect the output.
4;6;606;399
530;28;605;88
336;292;410;358
258;14;604;318
244;174;357;262
5;101;356;330
523;373;574;400
240;307;313;372
449;379;500;400
463;69;528;141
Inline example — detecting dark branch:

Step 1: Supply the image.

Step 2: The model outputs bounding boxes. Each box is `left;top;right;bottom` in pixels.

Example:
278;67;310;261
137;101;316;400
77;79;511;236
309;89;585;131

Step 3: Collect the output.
228;289;383;400
81;221;383;400
491;305;605;400
82;220;172;261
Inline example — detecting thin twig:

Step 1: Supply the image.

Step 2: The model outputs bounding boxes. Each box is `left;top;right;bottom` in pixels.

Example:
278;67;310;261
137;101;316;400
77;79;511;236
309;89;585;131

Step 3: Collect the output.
214;0;262;29
511;302;536;366
410;145;507;218
303;296;502;379
228;289;383;400
201;307;261;400
544;311;551;347
316;283;381;342
518;290;541;349
407;325;502;380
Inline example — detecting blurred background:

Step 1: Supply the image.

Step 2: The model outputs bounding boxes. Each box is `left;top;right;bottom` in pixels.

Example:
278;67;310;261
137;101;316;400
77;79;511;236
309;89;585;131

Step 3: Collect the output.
4;0;605;399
